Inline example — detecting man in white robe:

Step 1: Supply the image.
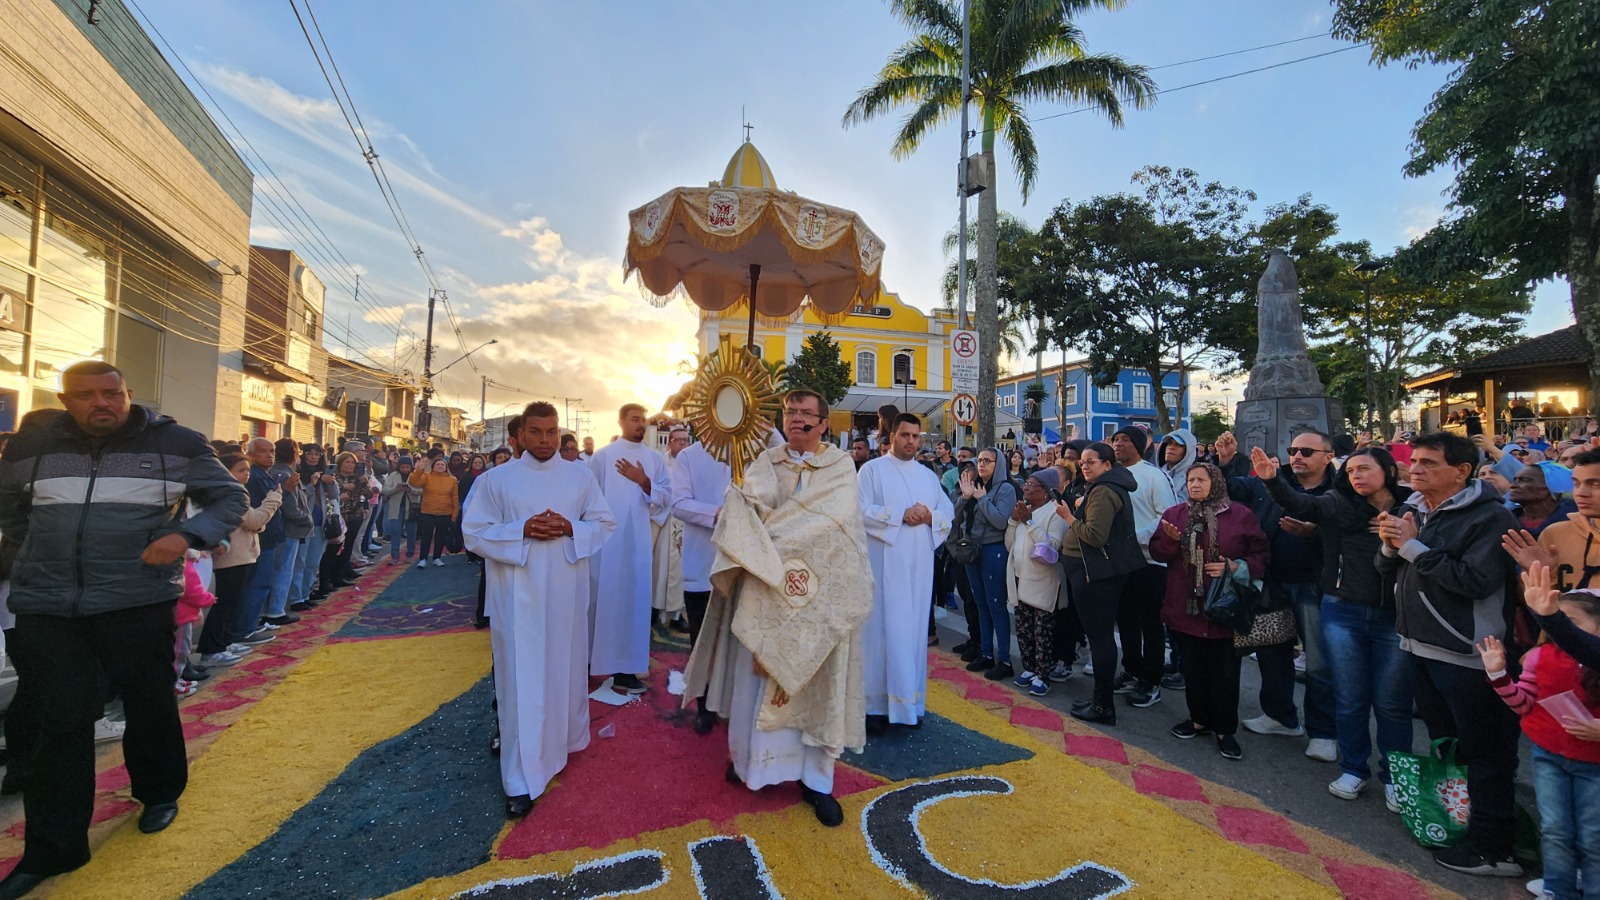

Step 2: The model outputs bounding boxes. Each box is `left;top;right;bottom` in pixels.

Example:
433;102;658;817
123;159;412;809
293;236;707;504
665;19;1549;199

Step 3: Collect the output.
669;435;732;734
682;390;872;827
858;413;953;731
651;427;690;627
587;404;671;694
462;402;615;818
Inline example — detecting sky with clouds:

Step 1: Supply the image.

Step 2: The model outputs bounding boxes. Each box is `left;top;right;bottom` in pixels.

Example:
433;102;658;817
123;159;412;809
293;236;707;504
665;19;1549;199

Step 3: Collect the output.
133;0;1574;424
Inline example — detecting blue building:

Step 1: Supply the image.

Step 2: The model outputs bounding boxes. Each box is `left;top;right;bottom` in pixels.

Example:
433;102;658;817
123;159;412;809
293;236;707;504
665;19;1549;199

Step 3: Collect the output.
995;362;1191;442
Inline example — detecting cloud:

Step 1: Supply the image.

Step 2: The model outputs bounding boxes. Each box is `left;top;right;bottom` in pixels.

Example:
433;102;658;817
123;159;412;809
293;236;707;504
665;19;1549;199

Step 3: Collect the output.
1400;205;1443;242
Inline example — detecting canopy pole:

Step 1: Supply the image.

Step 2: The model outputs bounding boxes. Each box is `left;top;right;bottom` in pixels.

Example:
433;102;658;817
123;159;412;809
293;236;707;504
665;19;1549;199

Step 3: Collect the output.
746;263;761;351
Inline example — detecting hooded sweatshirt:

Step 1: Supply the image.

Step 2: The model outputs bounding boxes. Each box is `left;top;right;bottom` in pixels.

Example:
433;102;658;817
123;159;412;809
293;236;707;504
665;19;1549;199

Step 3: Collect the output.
1157;428;1198;497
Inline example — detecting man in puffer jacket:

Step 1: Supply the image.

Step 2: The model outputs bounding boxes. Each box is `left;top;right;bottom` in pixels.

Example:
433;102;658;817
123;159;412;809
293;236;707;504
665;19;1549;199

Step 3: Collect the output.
0;362;246;895
1375;431;1524;879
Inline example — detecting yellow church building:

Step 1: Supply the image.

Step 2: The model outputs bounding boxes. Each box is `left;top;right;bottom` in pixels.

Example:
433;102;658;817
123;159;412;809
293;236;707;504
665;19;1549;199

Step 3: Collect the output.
694;141;983;440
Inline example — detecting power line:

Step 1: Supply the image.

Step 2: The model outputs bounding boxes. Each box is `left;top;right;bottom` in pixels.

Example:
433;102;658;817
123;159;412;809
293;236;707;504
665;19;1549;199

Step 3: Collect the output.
1147;32;1335;71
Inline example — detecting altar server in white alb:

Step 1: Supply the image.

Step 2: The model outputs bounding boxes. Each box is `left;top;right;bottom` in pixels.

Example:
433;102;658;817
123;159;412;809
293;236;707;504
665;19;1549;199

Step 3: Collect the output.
587;404;671;695
651;427;690;629
462;402;616;819
858;413;952;732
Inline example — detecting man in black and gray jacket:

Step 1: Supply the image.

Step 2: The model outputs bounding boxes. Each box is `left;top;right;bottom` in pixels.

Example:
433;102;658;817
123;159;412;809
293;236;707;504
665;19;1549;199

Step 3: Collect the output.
0;361;246;898
1375;431;1523;880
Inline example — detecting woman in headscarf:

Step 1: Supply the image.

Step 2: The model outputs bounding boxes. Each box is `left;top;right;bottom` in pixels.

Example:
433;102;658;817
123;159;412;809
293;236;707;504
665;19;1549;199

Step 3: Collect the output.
1005;467;1068;697
1151;461;1269;761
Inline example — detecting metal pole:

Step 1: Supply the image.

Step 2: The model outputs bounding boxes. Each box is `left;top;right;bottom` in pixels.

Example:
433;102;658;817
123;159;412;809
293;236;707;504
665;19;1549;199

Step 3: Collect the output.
955;0;972;449
480;375;487;446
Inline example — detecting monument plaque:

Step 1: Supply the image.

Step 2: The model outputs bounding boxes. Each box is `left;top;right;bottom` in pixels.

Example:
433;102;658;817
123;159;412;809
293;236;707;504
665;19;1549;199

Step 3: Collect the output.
1236;249;1345;457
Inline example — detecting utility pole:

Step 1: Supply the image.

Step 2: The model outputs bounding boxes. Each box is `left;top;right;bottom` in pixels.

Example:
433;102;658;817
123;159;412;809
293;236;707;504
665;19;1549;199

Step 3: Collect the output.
954;0;972;449
416;288;438;444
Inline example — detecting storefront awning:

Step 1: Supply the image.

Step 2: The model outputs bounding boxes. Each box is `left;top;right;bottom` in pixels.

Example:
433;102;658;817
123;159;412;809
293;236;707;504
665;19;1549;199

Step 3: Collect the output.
286;396;344;423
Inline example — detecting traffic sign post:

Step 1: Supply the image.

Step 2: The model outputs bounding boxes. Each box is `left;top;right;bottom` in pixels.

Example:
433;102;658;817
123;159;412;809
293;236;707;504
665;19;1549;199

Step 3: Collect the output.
950;330;979;394
951;393;977;426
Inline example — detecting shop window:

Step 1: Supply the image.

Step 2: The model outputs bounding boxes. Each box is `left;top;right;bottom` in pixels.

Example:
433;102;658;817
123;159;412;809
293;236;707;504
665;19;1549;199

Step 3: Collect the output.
114;313;162;405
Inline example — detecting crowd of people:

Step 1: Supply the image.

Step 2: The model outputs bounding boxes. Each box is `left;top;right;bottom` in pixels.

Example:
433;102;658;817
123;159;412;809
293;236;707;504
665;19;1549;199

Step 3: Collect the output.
0;363;1597;898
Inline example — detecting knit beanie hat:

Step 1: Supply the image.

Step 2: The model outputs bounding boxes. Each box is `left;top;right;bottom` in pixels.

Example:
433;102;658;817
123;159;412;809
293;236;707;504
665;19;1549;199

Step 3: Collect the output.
398;456;414;469
1112;426;1149;456
1028;466;1063;494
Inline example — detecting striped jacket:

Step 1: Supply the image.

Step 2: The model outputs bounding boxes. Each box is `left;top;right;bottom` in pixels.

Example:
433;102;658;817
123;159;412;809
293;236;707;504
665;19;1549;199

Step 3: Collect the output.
0;405;247;617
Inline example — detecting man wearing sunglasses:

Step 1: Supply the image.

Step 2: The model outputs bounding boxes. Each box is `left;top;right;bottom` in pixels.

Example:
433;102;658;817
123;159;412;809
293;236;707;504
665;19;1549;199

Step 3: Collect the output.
1238;431;1338;765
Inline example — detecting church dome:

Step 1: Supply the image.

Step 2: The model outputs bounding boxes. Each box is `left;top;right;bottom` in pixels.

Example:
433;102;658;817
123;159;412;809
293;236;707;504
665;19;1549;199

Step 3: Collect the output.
720;140;777;190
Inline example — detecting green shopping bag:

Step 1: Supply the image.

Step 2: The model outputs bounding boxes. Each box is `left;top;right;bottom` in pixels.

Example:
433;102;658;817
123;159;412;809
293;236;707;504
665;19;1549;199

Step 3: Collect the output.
1389;738;1470;848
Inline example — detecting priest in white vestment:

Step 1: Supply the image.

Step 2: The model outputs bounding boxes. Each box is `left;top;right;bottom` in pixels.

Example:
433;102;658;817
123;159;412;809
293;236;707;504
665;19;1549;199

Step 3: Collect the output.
462;403;616;818
587;404;671;694
858;413;953;730
682;390;872;828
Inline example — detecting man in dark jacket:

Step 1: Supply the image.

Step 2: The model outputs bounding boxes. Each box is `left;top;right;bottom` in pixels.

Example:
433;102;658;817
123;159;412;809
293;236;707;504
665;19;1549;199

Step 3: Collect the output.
0;362;246;896
1231;430;1338;761
1376;431;1523;879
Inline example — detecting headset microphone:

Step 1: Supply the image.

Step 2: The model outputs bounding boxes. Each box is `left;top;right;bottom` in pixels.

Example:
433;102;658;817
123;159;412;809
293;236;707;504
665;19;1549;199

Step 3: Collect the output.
800;423;815;433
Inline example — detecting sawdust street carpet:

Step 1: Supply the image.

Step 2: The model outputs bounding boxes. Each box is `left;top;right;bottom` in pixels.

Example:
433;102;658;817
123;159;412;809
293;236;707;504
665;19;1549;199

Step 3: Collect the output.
0;562;1461;899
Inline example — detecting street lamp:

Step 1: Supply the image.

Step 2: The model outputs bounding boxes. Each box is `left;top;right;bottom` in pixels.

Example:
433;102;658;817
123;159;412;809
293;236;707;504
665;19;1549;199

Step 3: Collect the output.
417;338;498;445
1353;259;1388;436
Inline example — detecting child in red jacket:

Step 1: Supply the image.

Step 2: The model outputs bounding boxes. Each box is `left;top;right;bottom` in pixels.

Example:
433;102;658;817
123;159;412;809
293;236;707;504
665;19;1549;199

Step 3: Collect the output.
1479;588;1600;900
174;554;215;698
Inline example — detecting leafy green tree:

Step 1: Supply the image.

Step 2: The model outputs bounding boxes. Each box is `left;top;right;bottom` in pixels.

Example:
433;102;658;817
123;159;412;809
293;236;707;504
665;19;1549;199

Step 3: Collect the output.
1189;401;1231;442
1332;0;1600;402
783;331;852;407
942;212;1037;370
1033;167;1258;431
844;0;1155;444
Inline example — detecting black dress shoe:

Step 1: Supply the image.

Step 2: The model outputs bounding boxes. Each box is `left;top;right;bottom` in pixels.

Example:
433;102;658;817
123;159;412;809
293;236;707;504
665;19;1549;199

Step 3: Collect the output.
865;714;890;736
959;646;982;663
0;870;50;900
505;794;533;819
693;708;716;736
964;656;994;672
950;640;972;655
1070;704;1117;726
725;762;743;786
288;602;311;613
801;784;844;827
473;617;490;630
138;801;179;833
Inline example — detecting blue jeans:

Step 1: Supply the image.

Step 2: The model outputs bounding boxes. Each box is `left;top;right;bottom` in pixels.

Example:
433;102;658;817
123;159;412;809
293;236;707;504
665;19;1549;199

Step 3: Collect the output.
1257;581;1336;739
360;504;381;554
292;532;327;604
236;542;283;639
386;517;417;560
1320;595;1414;783
1533;744;1600;898
965;544;1011;666
263;538;304;618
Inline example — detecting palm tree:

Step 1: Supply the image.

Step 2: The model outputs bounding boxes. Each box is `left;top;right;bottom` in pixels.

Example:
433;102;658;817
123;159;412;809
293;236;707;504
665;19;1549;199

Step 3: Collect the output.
844;0;1155;445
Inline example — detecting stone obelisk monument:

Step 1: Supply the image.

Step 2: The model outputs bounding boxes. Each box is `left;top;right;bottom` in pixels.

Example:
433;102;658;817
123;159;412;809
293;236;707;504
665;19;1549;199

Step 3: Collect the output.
1235;249;1345;456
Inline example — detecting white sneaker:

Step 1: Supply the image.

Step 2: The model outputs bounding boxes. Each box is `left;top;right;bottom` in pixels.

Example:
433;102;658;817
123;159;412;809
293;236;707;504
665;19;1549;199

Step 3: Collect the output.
1242;714;1306;737
175;679;199;699
1328;773;1368;800
1083;660;1094;676
1527;878;1550;898
432;558;445;567
1305;738;1338;762
200;650;245;666
224;643;254;655
93;717;126;744
1385;783;1401;814
417;559;428;569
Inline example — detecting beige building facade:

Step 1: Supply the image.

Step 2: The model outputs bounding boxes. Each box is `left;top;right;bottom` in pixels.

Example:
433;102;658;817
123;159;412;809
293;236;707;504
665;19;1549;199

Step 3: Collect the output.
0;0;252;437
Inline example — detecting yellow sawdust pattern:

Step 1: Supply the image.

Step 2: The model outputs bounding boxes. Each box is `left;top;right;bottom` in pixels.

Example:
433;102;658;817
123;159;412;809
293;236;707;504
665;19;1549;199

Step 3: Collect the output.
46;632;491;900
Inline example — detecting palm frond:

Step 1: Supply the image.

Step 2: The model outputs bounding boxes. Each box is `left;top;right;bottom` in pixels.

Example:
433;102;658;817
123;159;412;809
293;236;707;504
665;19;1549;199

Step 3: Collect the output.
1010;57;1157;122
889;0;964;42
